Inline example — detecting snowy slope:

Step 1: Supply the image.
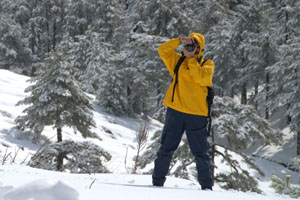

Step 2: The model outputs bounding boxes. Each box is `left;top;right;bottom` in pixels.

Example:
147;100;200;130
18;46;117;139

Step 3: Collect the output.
0;69;162;172
0;164;294;200
0;69;297;200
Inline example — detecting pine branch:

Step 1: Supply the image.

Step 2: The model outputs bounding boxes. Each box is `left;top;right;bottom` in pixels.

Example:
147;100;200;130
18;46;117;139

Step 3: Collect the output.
214;148;239;173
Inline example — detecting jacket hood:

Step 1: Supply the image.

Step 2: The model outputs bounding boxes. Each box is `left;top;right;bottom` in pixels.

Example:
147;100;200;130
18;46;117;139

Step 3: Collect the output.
189;33;205;58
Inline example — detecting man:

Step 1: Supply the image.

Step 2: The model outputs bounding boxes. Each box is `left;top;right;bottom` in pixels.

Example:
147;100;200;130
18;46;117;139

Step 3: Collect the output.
152;33;214;190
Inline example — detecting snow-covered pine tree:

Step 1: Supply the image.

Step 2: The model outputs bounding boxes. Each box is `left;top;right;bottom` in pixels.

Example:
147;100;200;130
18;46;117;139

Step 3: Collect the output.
200;0;278;107
29;140;111;173
59;30;108;95
122;39;149;116
71;30;106;94
28;0;63;51
267;35;300;155
68;33;94;82
266;0;300;154
96;51;128;116
273;0;299;45
15;44;96;142
96;32;169;117
99;0;124;41
236;0;279;109
127;0;190;38
64;0;89;37
212;96;282;150
14;0;44;58
0;14;34;74
122;33;169;116
227;0;264;105
271;156;300;198
204;0;239;97
249;1;278;117
2;0;66;59
79;55;103;95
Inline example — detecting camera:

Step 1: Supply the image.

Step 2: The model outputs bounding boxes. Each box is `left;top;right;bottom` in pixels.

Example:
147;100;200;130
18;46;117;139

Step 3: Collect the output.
184;44;196;52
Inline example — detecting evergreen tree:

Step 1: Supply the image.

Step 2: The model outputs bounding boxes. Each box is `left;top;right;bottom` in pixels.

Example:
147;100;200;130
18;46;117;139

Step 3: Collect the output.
122;34;167;116
204;0;239;97
15;45;96;142
5;0;67;59
0;14;34;74
137;35;170;117
29;140;111;173
212;96;282;150
77;30;106;94
267;36;300;155
96;51;128;116
64;0;89;37
70;34;93;80
250;1;278;117
271;156;300;198
79;56;102;94
267;0;300;154
128;0;190;38
227;1;262;104
58;30;106;95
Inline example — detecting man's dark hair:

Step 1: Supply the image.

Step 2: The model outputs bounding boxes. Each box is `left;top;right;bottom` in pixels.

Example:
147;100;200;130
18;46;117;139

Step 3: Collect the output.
193;38;199;46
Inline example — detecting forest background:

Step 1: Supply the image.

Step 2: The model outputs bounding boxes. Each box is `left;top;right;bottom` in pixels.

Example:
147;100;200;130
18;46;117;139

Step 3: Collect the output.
1;0;299;132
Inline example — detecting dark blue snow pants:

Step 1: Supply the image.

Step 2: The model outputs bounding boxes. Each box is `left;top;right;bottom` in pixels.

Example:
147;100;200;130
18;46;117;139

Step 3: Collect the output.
152;107;212;189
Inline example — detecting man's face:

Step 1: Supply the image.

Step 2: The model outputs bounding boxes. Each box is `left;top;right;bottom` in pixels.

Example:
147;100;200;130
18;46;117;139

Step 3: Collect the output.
183;38;201;58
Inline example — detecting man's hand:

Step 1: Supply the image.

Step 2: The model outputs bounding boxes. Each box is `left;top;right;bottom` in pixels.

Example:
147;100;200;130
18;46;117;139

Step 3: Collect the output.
180;37;197;59
179;37;195;45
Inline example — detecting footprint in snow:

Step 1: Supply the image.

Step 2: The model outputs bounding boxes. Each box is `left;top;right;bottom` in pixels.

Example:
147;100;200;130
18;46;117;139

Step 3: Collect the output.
128;180;135;184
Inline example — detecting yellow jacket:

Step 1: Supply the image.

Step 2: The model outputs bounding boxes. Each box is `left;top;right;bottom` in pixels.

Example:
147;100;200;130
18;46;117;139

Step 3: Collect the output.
158;33;214;116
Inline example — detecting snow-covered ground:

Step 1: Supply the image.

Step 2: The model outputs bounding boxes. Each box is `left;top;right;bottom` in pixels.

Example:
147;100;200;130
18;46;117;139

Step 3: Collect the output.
0;164;294;200
0;69;297;200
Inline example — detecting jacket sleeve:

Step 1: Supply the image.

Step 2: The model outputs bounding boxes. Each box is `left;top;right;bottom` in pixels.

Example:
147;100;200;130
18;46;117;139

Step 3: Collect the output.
157;38;182;77
188;58;214;86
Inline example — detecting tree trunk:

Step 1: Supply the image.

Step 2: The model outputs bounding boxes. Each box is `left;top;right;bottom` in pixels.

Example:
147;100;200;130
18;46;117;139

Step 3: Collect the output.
241;83;247;105
45;3;51;53
52;18;57;50
57;152;64;171
254;80;259;110
57;127;62;142
56;127;64;171
285;10;289;43
30;25;35;55
230;87;234;98
297;128;300;156
265;73;270;119
287;104;292;124
79;6;85;35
